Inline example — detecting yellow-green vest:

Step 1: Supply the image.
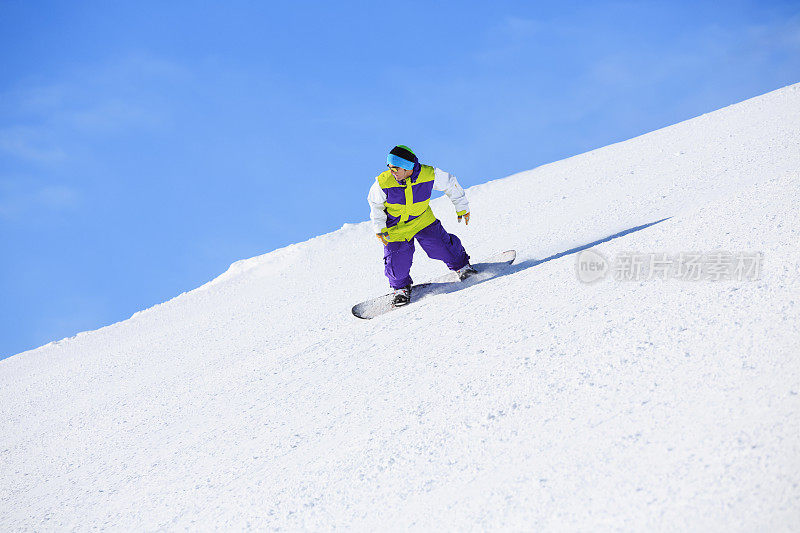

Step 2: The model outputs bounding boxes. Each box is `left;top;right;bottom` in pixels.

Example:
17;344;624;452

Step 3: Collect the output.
378;164;437;242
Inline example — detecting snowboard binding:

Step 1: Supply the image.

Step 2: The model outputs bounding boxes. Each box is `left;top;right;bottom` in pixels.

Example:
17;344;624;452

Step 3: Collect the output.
392;285;412;307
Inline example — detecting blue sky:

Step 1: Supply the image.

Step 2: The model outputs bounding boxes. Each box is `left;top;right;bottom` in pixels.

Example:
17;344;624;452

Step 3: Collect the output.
1;0;799;358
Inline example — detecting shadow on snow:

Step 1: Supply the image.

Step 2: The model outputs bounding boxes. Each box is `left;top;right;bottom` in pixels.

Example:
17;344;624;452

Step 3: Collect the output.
415;217;671;301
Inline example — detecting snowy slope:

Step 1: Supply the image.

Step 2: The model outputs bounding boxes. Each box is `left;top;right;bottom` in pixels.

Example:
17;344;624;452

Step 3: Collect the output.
2;84;799;530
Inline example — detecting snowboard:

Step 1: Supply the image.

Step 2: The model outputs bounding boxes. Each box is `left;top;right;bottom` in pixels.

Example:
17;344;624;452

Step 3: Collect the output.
352;250;516;319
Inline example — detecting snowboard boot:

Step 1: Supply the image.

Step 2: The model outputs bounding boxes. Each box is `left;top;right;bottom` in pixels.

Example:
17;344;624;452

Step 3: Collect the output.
392;284;412;307
456;263;478;281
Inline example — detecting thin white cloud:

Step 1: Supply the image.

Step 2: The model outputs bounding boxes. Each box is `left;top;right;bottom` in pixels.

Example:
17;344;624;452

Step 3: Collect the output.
0;53;187;162
0;128;67;163
475;16;546;64
0;180;80;219
746;13;800;49
66;99;163;134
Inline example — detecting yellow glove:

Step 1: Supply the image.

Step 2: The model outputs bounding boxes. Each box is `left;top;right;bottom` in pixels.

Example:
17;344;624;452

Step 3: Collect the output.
377;231;389;245
457;211;470;225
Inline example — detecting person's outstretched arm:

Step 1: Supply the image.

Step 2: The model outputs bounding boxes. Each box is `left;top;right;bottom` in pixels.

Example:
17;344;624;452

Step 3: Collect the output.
433;168;470;224
368;181;390;243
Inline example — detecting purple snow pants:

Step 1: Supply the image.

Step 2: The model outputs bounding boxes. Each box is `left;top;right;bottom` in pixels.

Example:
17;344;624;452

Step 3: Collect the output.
384;219;470;289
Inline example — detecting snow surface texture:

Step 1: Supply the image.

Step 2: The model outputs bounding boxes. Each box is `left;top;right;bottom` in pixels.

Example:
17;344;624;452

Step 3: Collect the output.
2;84;799;530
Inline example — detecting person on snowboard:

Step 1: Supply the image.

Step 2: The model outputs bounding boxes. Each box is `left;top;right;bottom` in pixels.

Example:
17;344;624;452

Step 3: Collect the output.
368;145;476;307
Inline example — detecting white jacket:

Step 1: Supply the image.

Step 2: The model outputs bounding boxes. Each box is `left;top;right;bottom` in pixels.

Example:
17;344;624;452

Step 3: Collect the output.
367;168;469;234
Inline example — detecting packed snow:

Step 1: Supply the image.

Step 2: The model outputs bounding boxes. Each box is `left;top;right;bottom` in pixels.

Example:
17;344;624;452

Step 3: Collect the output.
1;84;799;530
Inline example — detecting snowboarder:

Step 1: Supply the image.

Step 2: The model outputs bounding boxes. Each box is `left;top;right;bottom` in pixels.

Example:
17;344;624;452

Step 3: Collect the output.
368;145;476;306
